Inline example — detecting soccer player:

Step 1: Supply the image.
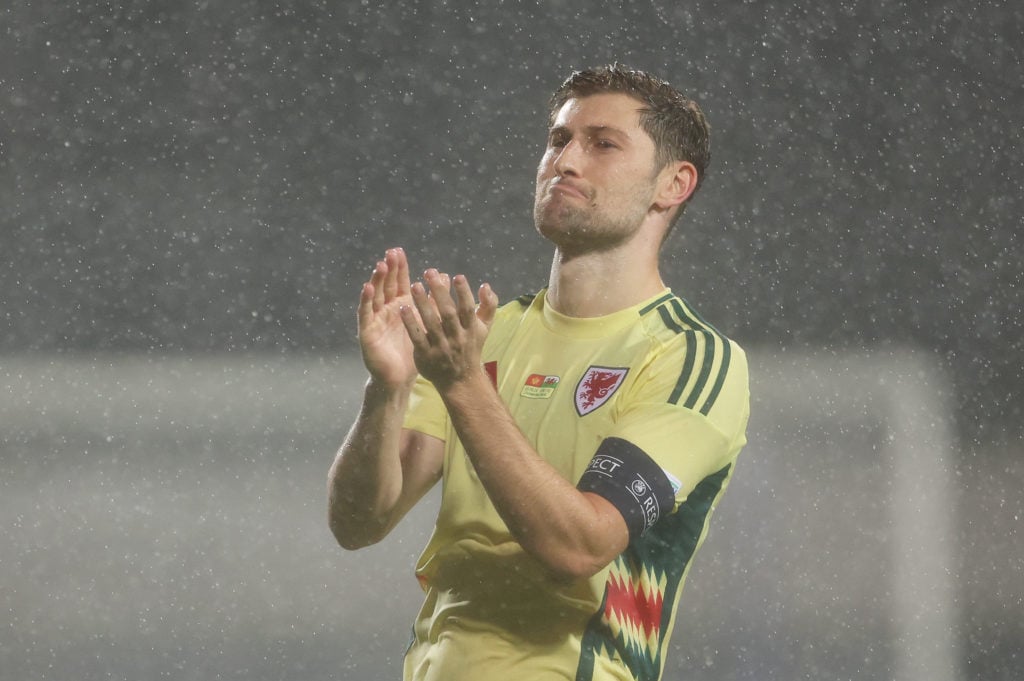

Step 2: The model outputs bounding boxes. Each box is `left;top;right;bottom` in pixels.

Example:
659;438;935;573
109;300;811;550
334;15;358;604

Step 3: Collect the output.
327;64;750;681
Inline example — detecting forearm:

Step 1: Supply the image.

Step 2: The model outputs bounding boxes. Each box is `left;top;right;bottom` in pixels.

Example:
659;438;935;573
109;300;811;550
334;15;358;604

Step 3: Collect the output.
399;268;625;575
327;379;411;549
439;371;627;579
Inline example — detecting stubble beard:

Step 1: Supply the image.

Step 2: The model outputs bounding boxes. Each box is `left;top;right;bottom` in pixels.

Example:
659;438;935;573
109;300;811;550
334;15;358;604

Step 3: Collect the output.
533;187;650;254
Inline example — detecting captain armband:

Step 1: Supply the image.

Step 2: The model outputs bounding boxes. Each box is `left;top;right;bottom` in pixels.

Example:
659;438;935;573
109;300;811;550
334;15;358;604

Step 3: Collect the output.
576;437;677;541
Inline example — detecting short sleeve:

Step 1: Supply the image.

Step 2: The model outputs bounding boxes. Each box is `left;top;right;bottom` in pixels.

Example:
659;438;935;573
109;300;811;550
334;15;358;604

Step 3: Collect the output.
611;340;749;506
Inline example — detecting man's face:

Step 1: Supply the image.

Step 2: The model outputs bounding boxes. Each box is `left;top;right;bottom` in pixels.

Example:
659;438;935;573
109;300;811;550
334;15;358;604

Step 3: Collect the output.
533;93;662;251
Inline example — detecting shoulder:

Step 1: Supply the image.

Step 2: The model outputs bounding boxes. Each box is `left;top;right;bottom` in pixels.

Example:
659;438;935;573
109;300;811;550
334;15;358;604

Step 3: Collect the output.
633;293;749;423
492;291;541;324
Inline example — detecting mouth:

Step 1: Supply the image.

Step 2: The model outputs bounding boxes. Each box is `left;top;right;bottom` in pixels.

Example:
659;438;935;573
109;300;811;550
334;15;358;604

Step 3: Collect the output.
548;181;589;201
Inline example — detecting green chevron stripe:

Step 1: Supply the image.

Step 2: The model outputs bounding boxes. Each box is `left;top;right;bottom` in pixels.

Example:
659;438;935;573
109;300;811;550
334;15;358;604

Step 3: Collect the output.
698;336;731;415
668;330;697;405
680;331;716;410
639;292;675;316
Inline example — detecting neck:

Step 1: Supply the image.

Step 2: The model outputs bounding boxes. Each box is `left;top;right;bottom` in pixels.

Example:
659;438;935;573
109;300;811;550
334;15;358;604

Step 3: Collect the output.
545;242;666;318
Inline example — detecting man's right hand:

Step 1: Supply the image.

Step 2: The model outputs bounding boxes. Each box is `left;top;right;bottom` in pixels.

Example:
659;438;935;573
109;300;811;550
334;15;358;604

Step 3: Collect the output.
357;248;420;390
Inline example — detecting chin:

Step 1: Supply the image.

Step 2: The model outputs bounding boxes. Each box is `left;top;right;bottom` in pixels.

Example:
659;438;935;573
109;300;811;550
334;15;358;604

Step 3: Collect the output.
537;225;602;255
535;217;581;242
535;204;586;237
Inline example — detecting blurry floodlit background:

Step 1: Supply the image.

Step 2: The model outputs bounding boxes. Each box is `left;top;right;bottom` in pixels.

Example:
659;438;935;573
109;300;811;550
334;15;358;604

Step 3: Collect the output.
1;1;1021;680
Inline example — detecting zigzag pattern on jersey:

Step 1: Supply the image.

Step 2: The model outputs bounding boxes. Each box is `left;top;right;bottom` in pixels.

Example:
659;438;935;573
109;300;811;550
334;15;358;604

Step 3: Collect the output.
575;464;734;681
640;293;732;416
602;555;669;660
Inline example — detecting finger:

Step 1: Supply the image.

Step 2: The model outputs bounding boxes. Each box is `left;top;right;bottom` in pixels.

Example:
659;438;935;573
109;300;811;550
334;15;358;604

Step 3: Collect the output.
410;280;443;342
423;270;460;336
382;249;400;300
392;247;412;298
423;268;451;296
357;281;376;332
476;283;499;328
452;275;477;328
398;302;428;348
368;260;387;312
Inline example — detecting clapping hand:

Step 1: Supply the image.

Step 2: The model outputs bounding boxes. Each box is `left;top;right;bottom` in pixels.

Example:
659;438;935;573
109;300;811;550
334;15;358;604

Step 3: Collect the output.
357;248;420;390
399;268;499;390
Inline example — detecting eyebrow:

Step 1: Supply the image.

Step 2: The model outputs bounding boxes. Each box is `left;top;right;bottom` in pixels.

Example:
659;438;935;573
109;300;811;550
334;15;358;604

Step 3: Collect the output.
547;124;634;141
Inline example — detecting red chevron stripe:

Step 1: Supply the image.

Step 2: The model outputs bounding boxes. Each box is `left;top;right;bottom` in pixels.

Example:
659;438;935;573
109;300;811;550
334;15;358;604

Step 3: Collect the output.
604;571;664;639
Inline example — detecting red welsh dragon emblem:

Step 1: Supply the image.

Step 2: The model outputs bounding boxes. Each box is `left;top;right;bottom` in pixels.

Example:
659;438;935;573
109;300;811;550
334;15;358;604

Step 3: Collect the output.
574;366;629;416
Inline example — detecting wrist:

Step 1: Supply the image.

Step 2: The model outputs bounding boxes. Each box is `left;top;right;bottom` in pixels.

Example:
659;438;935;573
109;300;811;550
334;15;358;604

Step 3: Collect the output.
363;375;415;405
436;365;494;404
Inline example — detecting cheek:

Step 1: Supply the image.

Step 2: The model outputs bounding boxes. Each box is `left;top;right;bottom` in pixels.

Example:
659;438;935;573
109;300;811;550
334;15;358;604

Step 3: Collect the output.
607;176;657;210
536;152;555;176
535;161;555;189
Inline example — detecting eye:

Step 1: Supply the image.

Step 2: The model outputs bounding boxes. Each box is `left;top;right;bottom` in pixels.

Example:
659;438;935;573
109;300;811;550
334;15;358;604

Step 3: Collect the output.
548;132;569;148
595;138;619;150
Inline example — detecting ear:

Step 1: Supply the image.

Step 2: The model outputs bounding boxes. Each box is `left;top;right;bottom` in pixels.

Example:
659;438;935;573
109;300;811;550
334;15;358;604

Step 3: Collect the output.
653;161;698;211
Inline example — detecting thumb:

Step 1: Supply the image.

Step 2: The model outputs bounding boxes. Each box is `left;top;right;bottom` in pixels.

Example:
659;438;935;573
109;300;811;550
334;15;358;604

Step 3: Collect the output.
476;283;499;328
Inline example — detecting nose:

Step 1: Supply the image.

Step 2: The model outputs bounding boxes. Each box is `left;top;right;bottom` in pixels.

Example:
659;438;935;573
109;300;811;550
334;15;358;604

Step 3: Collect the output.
552;139;583;177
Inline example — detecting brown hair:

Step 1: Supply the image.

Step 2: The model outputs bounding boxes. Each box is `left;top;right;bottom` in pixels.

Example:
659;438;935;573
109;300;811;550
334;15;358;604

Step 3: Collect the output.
548;64;712;208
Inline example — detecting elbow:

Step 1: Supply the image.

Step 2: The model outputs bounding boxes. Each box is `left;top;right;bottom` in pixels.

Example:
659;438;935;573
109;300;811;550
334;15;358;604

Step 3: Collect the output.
331;527;368;552
328;511;385;551
330;525;379;552
327;486;391;551
335;536;374;552
525;525;627;582
530;540;613;582
547;499;630;580
547;554;609;582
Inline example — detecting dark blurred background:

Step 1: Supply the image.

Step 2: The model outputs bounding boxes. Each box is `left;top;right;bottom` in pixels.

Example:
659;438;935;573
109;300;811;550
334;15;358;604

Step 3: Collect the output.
2;0;1020;441
1;1;1021;679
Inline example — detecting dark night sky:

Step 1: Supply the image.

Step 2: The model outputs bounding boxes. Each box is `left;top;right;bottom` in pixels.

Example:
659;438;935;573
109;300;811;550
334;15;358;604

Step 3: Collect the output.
2;0;1021;441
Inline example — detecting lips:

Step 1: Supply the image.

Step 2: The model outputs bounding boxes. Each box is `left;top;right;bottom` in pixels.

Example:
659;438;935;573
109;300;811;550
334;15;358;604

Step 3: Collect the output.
548;180;589;201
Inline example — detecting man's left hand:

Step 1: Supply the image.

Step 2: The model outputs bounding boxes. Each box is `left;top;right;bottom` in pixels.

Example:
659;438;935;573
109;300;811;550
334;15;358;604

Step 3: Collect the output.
400;269;498;389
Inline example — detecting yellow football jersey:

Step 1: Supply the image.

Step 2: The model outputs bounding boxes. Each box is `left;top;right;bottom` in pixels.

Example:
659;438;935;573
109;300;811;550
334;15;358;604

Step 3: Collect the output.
402;289;749;681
